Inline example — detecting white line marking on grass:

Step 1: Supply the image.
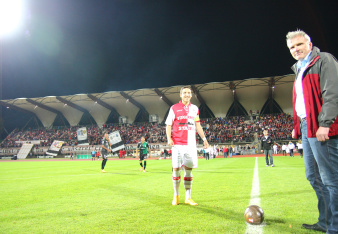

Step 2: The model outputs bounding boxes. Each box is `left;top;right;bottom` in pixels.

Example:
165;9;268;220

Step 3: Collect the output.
245;157;264;234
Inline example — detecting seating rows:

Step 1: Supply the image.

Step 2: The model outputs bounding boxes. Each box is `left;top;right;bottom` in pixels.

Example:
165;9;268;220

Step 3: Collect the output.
0;113;293;148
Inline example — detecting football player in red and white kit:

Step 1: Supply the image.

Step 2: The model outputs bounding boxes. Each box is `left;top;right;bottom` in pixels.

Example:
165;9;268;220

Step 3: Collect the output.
165;86;209;206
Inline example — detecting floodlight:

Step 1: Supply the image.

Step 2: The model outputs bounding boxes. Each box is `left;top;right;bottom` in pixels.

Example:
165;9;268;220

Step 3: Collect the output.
0;0;25;38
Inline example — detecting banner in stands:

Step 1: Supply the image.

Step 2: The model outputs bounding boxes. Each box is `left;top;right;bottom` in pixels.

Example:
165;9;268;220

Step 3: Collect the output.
46;140;65;156
77;127;89;145
0;143;171;157
108;131;125;153
15;140;42;145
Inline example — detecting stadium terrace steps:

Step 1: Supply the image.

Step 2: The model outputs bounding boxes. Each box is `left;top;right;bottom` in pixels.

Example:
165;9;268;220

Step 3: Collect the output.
17;143;34;159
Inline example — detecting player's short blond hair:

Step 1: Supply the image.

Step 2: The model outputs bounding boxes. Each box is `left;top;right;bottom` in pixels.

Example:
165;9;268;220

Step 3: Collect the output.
180;86;192;94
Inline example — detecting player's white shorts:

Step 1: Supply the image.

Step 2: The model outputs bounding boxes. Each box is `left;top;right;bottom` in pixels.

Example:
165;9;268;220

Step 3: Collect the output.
172;145;198;169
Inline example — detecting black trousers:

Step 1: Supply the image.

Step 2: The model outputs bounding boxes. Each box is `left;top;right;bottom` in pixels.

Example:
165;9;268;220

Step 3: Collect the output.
102;158;108;169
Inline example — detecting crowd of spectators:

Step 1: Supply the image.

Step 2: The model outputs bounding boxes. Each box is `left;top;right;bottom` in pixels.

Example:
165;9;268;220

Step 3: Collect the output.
0;113;293;148
202;113;293;143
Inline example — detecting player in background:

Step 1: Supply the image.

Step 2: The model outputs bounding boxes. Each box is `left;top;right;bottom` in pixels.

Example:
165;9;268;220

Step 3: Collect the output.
166;86;209;206
136;137;151;172
223;146;227;158
205;146;210;160
273;144;278;154
297;140;303;158
282;143;287;156
101;131;112;173
213;145;218;158
288;141;295;157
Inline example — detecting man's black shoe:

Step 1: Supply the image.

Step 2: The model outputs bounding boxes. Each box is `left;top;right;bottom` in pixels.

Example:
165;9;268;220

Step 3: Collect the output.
302;223;326;233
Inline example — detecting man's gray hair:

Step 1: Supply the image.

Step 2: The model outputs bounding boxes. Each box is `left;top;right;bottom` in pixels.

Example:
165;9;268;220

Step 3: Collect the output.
286;29;311;43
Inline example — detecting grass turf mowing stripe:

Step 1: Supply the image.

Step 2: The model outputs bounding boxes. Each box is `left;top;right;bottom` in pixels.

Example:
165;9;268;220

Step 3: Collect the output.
0;157;317;233
246;157;264;234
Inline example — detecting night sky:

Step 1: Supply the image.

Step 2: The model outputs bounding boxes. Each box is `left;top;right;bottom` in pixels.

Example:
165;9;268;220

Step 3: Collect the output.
1;0;337;100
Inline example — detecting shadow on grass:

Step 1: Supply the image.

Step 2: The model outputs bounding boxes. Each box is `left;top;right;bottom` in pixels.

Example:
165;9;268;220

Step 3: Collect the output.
196;170;242;174
85;168;138;176
264;217;286;224
259;189;311;198
105;172;136;175
200;189;311;203
191;204;241;220
144;170;171;174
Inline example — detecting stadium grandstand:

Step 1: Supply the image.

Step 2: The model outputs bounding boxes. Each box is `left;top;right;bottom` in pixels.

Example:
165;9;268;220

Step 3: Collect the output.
0;74;295;159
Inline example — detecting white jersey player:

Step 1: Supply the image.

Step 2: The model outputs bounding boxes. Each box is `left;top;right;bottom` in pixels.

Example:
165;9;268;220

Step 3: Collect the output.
209;147;214;160
166;86;209;206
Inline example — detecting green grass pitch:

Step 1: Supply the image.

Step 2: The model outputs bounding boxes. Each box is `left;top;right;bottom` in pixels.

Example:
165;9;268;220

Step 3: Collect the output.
0;156;319;233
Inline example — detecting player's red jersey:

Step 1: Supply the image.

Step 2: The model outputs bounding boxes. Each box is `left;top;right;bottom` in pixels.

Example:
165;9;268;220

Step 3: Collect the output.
165;101;200;146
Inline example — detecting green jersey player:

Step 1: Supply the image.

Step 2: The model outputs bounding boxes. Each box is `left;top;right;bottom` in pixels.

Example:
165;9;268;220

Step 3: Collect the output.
136;137;151;172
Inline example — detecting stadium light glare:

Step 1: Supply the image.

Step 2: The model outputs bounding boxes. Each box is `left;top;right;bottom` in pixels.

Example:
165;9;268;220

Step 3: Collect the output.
0;0;25;38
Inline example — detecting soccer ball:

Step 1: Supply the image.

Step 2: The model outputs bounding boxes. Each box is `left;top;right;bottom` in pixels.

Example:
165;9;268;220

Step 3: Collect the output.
244;205;264;225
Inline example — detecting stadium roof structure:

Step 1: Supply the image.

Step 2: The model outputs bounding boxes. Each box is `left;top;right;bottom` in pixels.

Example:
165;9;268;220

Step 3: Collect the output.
0;74;295;128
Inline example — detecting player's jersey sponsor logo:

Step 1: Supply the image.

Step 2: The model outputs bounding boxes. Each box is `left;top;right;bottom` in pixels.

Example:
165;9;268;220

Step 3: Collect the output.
178;126;194;131
177;115;195;120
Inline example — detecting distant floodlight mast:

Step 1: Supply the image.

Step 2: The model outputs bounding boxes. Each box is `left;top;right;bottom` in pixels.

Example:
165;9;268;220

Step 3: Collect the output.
0;0;25;38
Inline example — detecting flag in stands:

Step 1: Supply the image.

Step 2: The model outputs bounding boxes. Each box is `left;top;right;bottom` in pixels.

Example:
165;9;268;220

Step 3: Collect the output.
46;140;65;156
77;127;89;145
108;131;125;153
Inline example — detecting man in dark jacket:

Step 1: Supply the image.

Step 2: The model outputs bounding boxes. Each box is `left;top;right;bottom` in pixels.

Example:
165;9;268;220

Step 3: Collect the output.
101;131;112;173
287;29;338;233
261;130;274;167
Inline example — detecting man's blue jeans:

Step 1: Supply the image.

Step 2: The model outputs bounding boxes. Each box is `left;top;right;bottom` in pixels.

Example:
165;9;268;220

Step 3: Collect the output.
302;119;338;233
264;149;273;165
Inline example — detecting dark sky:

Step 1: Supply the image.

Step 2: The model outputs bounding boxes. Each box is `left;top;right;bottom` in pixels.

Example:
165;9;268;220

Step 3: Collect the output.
1;0;337;100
